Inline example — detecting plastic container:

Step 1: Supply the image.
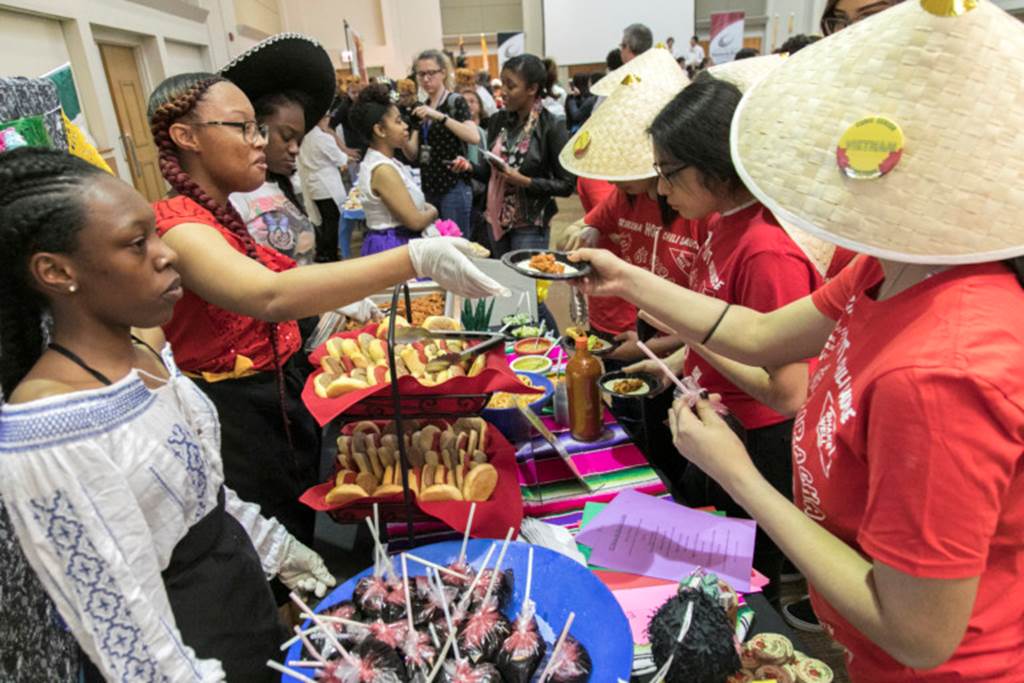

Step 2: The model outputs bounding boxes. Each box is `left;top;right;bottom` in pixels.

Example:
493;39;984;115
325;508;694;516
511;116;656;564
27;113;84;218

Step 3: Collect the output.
482;372;554;442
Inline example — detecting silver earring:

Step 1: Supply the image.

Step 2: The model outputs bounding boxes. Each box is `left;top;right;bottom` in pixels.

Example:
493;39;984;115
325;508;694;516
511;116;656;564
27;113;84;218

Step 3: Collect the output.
68;284;77;293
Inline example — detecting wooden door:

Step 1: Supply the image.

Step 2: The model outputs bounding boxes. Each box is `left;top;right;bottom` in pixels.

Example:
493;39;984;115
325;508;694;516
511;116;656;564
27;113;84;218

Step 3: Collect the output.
98;44;165;202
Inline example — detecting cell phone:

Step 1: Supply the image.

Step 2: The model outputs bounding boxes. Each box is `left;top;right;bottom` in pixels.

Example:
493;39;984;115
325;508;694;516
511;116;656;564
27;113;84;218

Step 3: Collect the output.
482;150;508;170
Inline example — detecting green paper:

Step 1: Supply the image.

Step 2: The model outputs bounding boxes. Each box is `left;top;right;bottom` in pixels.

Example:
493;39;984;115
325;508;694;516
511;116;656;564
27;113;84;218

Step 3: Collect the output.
0;115;51;148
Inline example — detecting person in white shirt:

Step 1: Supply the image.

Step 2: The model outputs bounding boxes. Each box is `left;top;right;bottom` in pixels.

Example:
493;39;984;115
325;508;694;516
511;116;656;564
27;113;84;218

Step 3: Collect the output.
352;83;439;255
685;35;707;73
476;71;499;117
298;114;348;261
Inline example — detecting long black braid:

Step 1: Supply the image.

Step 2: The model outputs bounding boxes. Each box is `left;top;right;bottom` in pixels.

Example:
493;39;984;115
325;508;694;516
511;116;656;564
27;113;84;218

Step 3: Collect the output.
0;148;105;397
147;72;295;448
253;90;312;215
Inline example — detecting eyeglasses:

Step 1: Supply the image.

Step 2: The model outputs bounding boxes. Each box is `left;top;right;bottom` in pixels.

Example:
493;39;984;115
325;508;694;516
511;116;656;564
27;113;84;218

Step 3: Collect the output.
653;161;690;184
194;120;269;144
416;68;444;79
822;0;902;34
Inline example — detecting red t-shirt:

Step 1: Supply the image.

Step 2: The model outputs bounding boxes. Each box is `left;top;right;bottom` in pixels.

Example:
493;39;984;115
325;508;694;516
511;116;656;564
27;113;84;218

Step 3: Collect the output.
576;177;617;214
584;190;700;336
684;202;822;429
798;257;1024;682
153;196;302;374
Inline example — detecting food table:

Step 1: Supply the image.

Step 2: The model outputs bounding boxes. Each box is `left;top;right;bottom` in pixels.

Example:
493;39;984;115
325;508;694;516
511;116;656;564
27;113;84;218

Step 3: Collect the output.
297;293;810;681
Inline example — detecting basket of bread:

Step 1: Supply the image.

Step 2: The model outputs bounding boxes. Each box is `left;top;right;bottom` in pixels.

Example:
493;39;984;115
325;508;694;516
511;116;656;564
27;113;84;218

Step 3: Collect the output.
300;417;523;537
301;314;529;426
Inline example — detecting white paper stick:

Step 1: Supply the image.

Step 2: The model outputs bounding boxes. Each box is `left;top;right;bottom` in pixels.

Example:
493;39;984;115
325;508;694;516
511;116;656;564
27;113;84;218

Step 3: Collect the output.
266;660;316;683
482;527;515;607
287;661;326;668
458;502;477;564
289;592;356;666
401;554;415;633
405;553;471;580
293;626;327;665
280;625;320;651
538;612;576;683
430;567;461;662
425;627;455;683
523;545;535;616
456;542;497;613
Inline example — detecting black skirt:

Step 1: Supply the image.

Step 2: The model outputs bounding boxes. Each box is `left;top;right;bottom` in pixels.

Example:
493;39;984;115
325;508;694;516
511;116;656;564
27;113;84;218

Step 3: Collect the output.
192;352;321;546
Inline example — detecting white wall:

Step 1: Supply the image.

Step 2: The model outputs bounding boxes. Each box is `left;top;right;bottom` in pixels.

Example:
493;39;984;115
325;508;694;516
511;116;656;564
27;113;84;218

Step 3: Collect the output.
165;39;211;74
0;8;72;77
542;0;695;65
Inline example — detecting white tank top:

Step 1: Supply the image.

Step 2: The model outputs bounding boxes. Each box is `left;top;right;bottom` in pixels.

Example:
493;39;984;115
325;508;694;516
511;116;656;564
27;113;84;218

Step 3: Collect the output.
357;148;426;231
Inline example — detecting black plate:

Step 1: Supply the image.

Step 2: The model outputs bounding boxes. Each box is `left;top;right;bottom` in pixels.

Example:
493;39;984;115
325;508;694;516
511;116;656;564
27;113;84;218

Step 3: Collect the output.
500;249;592;281
598;370;660;398
560;330;615;357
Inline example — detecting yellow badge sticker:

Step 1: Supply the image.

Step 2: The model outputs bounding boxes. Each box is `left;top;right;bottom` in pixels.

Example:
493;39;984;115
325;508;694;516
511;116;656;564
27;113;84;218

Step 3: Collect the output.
620;73;642;86
573;130;592;158
920;0;977;16
836;116;904;179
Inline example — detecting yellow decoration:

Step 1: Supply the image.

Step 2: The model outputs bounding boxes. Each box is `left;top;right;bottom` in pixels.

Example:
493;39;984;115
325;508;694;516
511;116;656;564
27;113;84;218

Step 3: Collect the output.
920;0;977;16
836;116;905;180
620;73;642;86
62;111;113;174
573;130;592;158
536;279;551;305
195;354;258;383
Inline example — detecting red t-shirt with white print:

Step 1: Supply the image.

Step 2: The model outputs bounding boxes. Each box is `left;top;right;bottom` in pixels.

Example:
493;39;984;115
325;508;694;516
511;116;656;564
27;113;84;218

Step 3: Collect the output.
798;256;1024;682
584;190;700;336
683;201;821;429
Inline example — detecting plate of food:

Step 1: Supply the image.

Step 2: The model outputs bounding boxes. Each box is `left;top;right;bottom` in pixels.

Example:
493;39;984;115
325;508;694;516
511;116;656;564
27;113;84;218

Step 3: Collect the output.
500;249;592;281
599;370;660;399
561;327;615;356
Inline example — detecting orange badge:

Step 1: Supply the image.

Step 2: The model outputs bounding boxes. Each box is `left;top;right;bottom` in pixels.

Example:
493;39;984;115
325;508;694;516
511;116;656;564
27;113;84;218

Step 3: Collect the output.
836;116;905;180
920;0;977;16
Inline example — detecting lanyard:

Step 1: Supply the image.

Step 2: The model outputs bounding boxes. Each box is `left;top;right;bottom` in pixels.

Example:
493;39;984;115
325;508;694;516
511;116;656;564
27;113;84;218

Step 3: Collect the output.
421;88;448;144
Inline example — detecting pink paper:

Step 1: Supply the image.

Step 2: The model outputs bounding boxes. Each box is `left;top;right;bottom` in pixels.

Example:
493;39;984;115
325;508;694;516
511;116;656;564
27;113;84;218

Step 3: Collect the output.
613;583;679;644
575;490;756;591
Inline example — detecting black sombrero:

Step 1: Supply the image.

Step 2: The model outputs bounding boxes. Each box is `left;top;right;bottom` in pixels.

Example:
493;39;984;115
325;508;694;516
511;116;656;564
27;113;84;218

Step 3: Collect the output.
220;33;336;133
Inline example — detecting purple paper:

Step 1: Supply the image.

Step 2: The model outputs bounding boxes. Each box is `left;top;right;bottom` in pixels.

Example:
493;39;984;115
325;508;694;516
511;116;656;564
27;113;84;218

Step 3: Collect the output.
575;490;756;591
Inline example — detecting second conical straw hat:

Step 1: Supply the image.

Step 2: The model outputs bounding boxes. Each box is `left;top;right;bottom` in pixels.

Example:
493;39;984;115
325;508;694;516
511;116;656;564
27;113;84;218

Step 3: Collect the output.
591;46;689;96
707;54;787;93
559;68;688;181
732;0;1024;264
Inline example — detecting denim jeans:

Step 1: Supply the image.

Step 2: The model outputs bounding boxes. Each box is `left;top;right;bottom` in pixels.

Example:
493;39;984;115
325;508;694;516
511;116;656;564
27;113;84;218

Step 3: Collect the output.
491;224;550;258
426;180;473;236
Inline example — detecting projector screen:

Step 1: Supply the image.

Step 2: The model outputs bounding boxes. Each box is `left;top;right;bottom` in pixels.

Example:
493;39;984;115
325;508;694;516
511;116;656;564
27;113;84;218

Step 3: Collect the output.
542;0;695;66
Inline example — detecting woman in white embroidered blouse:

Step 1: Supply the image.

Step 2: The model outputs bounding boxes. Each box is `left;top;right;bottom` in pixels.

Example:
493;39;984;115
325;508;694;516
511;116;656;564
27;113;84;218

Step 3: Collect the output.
0;148;334;682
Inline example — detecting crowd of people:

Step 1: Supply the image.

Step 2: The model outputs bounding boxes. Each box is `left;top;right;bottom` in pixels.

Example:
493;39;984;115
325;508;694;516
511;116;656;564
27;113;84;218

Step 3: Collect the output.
0;0;1022;681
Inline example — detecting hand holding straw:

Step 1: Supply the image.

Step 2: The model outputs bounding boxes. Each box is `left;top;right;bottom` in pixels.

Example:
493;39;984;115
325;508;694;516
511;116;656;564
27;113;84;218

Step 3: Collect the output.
635;340;727;415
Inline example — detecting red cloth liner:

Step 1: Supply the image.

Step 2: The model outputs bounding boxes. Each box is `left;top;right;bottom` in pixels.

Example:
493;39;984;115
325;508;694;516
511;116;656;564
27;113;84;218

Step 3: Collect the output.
299;419;523;539
301;322;530;426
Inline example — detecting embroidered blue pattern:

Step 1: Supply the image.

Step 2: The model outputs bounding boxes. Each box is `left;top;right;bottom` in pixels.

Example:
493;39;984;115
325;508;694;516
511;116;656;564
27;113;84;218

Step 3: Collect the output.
0;381;154;453
166;425;209;520
30;491;166;682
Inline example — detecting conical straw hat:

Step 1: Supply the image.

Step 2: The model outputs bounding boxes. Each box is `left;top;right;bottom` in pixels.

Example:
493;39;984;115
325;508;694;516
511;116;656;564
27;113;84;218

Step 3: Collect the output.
560;68;688;181
591;47;689;96
707;54;787;93
732;0;1024;265
706;54;837;274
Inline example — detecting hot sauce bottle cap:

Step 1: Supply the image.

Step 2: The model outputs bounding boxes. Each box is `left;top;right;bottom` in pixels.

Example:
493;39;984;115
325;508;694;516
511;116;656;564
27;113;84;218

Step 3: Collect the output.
574;336;588;350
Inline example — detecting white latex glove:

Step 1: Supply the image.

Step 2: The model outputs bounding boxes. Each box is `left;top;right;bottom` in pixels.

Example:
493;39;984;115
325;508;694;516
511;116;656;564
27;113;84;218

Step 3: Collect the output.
278;537;336;598
422;224;442;238
337;297;382;323
408;237;510;299
564;226;600;251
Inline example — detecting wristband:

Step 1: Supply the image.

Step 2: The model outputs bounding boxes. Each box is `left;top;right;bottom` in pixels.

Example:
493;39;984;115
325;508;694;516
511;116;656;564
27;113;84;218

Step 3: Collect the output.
700;303;731;345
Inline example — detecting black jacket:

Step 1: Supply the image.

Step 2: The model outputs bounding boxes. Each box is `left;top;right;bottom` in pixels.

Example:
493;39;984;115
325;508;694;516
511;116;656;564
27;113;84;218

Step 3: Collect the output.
472;107;575;229
566;94;597;129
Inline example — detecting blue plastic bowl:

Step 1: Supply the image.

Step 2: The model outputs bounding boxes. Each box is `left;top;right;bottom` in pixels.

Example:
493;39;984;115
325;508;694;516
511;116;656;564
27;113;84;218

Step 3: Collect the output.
482;371;554;442
283;539;634;682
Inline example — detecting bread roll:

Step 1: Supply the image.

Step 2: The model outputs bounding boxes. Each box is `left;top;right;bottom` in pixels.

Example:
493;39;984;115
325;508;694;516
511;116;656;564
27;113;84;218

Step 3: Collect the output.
463;463;498;502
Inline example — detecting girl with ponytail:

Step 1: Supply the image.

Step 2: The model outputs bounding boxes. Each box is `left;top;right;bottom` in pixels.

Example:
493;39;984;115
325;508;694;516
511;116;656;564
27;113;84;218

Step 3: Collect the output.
0;147;334;681
145;70;505;561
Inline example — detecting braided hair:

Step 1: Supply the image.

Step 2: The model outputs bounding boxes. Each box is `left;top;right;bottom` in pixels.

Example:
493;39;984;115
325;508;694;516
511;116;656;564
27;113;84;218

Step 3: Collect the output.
0;148;105;395
147;73;293;442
